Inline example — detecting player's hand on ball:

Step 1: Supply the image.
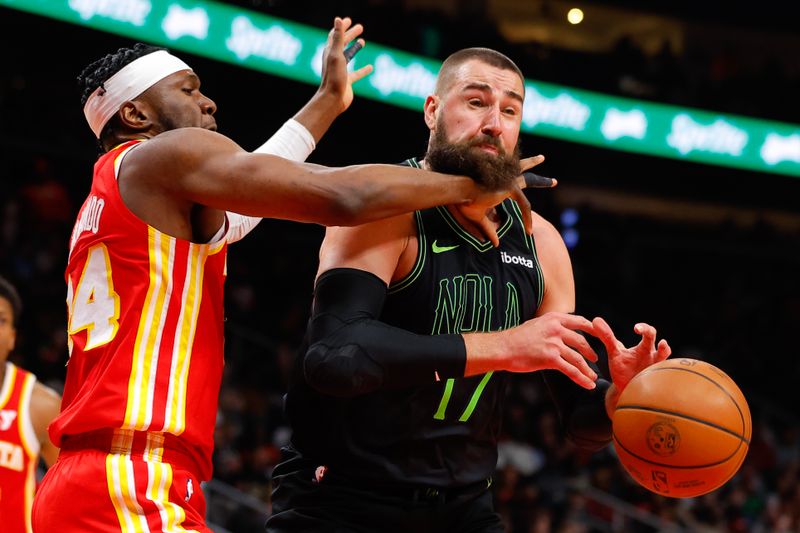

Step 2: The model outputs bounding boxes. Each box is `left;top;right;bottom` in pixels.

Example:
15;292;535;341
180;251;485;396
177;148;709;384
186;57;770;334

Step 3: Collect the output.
592;316;671;392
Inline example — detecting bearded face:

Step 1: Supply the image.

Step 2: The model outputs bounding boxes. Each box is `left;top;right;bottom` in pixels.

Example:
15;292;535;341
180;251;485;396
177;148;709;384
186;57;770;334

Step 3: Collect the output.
425;116;521;190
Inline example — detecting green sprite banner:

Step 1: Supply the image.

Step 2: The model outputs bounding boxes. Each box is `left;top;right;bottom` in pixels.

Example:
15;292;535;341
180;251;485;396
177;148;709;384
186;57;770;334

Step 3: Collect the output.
4;0;800;177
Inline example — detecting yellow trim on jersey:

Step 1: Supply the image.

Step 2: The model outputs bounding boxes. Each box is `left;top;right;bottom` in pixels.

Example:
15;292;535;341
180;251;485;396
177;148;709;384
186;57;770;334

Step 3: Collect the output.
144;434;170;530
143;433;195;533
107;430;135;531
24;448;35;533
208;238;225;256
0;363;17;409
106;441;150;533
16;373;38;459
125;228;175;430
124;227;160;428
105;431;197;533
111;429;135;454
164;243;207;435
113;141;143;176
143;432;165;463
0;365;36;533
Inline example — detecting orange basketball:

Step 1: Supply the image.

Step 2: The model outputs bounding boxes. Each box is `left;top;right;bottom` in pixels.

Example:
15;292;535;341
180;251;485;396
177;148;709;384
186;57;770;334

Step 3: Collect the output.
612;358;751;498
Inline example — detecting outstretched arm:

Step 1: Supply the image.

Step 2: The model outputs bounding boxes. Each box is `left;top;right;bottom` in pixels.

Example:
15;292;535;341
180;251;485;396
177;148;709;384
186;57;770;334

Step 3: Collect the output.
127;128;536;228
228;17;372;243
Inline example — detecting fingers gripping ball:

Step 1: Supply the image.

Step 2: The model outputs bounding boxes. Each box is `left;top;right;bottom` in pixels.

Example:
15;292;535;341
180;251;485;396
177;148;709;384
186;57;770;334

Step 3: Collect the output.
612;358;751;498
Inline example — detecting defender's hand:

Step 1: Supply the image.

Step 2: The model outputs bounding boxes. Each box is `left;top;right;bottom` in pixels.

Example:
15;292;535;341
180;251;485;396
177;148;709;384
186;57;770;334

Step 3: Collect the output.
319;17;373;114
457;155;556;246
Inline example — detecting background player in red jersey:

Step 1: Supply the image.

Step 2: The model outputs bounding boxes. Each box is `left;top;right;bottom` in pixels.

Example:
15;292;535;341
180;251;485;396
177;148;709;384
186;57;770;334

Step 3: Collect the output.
31;17;548;533
0;275;61;533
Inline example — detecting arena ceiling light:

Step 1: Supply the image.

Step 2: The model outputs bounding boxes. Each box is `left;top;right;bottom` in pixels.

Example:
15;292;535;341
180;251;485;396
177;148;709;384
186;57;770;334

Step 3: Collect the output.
4;0;799;178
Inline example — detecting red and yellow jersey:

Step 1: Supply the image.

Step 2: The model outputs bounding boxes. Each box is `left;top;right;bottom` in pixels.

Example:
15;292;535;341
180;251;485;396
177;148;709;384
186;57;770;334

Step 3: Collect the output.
0;363;40;533
50;140;228;481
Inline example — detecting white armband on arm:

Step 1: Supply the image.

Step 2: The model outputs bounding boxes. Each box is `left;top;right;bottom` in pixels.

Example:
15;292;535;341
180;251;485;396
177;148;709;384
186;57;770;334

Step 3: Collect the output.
253;118;316;159
225;119;317;243
224;212;264;244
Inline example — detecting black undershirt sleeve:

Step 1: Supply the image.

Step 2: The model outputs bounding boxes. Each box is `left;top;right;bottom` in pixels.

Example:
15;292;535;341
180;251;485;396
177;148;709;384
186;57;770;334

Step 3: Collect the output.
541;369;613;451
303;268;467;398
304;268;614;452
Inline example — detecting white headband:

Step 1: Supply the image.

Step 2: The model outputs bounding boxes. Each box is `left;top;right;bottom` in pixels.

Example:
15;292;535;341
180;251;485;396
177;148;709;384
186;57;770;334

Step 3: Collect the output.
83;50;192;138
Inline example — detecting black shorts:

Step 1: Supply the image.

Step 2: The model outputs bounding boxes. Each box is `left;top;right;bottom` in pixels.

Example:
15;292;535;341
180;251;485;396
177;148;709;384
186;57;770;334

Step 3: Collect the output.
266;453;503;533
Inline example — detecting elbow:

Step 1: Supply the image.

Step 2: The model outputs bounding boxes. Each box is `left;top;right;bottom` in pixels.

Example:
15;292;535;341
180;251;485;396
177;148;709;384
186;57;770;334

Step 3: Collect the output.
303;342;384;397
316;196;367;227
315;164;406;226
321;173;392;226
336;197;369;226
313;168;370;226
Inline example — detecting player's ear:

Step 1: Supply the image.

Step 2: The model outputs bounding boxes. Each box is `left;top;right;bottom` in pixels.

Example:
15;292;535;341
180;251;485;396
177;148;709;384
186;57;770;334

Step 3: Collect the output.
118;100;153;132
423;95;438;131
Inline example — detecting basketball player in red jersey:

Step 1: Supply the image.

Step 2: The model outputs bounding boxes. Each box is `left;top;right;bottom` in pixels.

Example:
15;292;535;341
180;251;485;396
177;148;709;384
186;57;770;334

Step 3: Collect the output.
31;17;548;533
0;276;61;533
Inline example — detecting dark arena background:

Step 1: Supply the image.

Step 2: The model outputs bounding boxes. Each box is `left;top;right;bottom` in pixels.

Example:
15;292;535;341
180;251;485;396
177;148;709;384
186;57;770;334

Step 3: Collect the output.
2;1;799;531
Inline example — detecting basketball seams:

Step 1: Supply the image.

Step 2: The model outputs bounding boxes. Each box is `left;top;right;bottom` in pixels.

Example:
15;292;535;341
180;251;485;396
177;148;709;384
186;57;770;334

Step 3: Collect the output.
621;366;749;438
612;359;751;497
612;432;746;470
614;405;750;444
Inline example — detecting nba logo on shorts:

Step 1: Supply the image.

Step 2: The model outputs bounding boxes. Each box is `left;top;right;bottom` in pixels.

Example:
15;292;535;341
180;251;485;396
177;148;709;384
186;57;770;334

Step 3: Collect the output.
185;479;194;502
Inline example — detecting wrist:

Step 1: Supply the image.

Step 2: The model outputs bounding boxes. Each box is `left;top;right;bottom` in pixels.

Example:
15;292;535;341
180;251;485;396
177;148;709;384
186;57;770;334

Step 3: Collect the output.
463;332;509;376
463;331;518;376
309;89;346;118
293;91;343;143
253;119;315;161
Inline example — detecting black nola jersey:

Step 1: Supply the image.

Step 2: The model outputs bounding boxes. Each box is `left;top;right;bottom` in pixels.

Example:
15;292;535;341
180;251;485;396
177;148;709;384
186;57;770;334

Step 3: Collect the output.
286;158;544;487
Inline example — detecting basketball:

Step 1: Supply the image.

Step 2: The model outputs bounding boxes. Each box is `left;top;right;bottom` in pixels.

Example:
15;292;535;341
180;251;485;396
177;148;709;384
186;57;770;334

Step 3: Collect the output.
612;358;751;498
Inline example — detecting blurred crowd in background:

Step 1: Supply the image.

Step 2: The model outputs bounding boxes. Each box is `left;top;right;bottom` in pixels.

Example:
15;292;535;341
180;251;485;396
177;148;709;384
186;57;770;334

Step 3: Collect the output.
2;1;799;531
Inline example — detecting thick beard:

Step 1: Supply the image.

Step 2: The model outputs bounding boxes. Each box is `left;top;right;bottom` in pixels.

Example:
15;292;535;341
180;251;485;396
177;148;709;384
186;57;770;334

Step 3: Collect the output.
425;122;521;190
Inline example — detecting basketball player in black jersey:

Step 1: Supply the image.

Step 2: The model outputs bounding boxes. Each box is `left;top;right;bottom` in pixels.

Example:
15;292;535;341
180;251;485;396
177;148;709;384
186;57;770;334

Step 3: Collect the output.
266;48;671;532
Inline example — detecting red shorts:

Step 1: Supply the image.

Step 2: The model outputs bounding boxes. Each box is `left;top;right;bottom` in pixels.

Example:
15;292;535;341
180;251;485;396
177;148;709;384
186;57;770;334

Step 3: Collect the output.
32;430;211;532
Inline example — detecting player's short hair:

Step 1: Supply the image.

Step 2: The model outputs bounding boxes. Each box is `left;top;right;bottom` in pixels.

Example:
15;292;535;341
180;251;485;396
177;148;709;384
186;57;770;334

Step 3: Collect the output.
435;48;525;96
77;43;166;142
0;275;21;327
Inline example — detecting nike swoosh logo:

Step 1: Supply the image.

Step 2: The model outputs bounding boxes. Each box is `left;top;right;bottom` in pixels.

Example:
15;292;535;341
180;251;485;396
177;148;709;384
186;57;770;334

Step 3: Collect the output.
432;240;459;253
